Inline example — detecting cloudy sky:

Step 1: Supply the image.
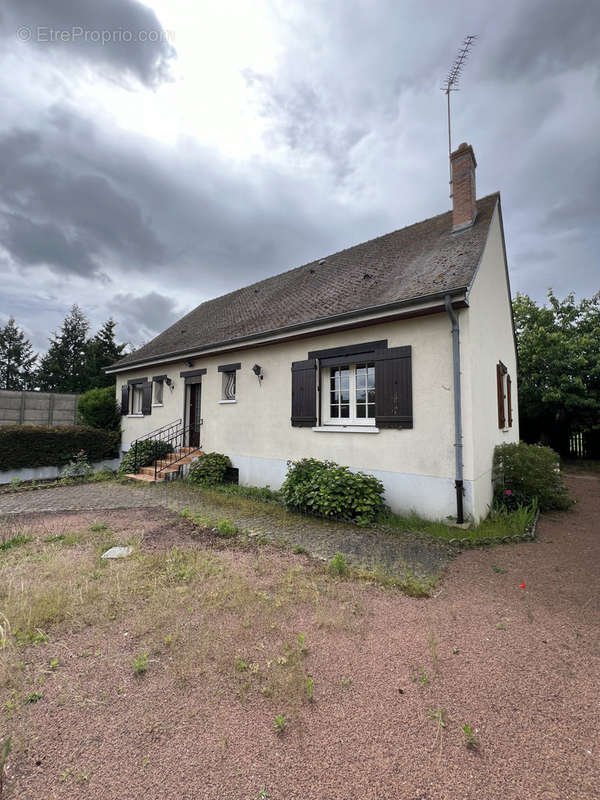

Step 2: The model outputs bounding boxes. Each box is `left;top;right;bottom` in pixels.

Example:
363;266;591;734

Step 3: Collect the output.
0;0;598;353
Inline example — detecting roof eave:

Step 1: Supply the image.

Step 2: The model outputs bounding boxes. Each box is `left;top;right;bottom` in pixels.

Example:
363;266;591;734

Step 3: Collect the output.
106;287;469;374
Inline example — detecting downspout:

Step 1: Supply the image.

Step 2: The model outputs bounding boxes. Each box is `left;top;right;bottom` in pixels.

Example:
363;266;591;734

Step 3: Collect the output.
444;294;464;524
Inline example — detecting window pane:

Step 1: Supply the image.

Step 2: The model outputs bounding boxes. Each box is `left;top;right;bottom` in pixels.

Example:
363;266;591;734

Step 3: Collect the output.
367;389;375;403
367;404;375;417
356;405;366;418
356;388;366;403
331;405;339;418
341;390;350;403
367;367;375;388
340;405;350;418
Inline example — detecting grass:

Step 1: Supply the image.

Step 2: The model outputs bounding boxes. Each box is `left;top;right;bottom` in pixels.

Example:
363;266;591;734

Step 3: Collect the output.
0;535;32;553
379;503;537;545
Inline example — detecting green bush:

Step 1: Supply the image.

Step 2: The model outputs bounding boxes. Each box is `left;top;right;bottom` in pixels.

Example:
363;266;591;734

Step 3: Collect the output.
77;386;121;431
188;452;232;486
117;440;173;476
0;426;119;470
281;458;385;525
493;442;572;512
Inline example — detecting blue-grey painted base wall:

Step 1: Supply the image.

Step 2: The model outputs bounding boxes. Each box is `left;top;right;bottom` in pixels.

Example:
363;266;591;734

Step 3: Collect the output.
0;458;121;485
228;453;474;521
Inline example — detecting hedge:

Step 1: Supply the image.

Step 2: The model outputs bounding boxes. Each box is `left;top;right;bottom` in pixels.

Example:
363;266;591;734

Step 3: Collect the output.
492;442;572;512
0;425;120;470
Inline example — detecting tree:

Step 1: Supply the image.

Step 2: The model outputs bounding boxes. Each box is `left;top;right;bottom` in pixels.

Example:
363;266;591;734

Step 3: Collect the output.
513;290;600;455
77;386;121;431
86;318;126;389
37;305;90;393
0;317;38;390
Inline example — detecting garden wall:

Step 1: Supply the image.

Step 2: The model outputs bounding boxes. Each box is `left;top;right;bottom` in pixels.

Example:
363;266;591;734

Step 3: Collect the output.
0;390;80;427
0;458;121;485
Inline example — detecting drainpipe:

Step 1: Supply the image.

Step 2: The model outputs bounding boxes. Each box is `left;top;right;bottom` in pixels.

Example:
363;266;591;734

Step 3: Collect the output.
444;294;464;524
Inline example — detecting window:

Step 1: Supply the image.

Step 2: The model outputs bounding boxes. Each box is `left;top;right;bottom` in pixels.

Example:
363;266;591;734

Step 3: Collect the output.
218;362;241;402
324;362;375;424
222;370;236;401
153;379;164;405
131;384;143;414
496;361;513;429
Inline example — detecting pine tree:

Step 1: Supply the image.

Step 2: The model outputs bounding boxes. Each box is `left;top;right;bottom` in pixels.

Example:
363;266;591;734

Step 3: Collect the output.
0;317;38;390
37;305;90;393
86;318;126;388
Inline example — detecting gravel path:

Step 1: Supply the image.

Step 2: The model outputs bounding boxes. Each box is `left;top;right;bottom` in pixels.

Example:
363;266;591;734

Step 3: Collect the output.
0;481;453;578
2;473;598;799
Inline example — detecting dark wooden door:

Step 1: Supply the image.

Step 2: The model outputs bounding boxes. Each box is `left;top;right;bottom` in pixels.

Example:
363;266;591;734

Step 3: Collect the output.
188;383;202;447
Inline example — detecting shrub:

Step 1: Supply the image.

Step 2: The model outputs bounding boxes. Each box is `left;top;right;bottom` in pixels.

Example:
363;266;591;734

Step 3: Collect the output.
188;452;232;486
61;450;93;479
0;426;119;470
216;519;238;537
329;553;349;576
492;442;572;512
117;440;173;476
77;386;121;431
281;458;385;525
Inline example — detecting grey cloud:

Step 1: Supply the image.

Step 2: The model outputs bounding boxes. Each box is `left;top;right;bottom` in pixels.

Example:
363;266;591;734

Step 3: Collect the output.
111;291;185;348
0;0;175;87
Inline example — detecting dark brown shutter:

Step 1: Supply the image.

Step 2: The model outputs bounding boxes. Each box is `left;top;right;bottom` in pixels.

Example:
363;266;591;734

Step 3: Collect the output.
291;359;317;426
496;363;506;428
142;381;153;415
121;385;129;416
374;346;412;428
507;374;512;428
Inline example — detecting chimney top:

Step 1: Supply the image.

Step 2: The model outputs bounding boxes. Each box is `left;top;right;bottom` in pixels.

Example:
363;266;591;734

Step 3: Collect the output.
450;142;477;232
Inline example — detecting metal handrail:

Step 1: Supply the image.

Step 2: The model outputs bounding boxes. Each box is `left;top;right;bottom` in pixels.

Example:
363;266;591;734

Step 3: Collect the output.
131;418;182;474
154;420;203;480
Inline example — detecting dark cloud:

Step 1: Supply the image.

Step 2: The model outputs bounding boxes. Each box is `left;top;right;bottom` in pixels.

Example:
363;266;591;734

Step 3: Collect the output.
111;291;185;348
0;0;175;87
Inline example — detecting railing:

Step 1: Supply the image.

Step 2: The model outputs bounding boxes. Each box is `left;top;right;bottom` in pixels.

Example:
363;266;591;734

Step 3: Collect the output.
153;420;203;481
131;418;182;474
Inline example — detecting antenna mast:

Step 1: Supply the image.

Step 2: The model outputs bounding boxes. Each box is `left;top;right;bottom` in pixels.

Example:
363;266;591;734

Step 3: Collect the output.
441;34;477;197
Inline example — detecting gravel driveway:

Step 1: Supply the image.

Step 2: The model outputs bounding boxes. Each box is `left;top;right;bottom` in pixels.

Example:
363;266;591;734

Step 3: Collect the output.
0;481;453;579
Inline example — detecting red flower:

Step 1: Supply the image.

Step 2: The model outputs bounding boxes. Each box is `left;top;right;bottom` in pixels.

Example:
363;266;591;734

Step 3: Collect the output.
505;489;512;496
519;582;526;589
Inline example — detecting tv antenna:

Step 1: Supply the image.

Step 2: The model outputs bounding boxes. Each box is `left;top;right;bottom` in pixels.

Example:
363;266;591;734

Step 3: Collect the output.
441;34;478;196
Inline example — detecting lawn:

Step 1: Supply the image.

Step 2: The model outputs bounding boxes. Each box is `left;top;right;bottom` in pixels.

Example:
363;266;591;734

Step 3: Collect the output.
1;476;598;800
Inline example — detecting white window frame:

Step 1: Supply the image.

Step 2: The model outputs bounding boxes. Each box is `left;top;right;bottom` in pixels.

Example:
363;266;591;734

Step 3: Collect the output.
130;384;143;415
152;379;164;406
321;362;376;426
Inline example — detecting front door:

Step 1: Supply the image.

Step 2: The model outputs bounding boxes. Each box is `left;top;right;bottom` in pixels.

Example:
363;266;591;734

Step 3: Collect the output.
187;382;202;448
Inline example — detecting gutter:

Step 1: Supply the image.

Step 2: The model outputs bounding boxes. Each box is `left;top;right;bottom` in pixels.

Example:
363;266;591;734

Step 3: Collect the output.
106;286;468;374
444;294;464;524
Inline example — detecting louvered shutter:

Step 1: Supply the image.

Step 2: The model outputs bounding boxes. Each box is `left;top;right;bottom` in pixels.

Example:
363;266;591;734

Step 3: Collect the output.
142;381;153;415
291;359;317;427
507;374;513;428
374;346;412;428
496;363;506;428
121;385;129;416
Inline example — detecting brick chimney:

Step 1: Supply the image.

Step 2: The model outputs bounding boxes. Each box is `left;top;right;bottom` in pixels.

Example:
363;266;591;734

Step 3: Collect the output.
450;142;477;232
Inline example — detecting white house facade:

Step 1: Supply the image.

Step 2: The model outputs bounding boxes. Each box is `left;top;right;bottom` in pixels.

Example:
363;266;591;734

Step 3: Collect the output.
107;143;518;522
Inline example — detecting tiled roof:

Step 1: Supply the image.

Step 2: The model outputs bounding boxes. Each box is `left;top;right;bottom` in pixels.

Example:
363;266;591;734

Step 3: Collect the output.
111;193;499;370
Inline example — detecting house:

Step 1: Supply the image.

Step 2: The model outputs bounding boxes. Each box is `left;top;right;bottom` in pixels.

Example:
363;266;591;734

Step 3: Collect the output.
107;143;518;522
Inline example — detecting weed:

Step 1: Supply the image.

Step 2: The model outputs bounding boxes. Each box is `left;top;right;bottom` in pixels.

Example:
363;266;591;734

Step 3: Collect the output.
297;632;306;652
412;668;430;686
305;677;314;701
89;522;108;533
133;652;149;676
15;629;49;646
0;736;11;796
273;714;287;734
44;534;65;543
329;553;348;576
496;622;506;630
60;768;72;782
427;708;448;729
452;647;459;655
76;773;89;783
292;545;308;555
492;565;507;574
341;677;352;689
49;657;60;670
25;692;43;704
461;723;480;751
216;519;238;538
256;788;269;799
0;535;32;552
235;658;250;673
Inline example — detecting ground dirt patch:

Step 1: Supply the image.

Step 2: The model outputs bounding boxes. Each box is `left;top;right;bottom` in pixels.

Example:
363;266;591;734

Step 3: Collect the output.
1;475;599;799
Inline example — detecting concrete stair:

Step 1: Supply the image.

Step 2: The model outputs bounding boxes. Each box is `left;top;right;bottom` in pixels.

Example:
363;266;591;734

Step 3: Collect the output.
125;447;202;483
